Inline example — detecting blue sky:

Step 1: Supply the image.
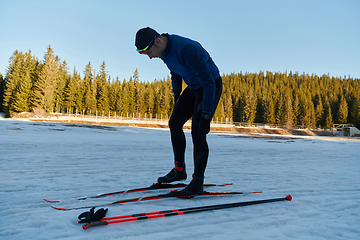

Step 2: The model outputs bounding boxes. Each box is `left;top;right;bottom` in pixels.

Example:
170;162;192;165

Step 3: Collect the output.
1;0;359;82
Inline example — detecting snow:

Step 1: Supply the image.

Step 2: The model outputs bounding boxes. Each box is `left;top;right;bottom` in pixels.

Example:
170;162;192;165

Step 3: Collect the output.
0;119;359;240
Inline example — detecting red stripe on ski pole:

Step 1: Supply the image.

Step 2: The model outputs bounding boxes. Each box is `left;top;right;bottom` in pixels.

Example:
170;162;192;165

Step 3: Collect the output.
82;195;292;229
99;209;179;222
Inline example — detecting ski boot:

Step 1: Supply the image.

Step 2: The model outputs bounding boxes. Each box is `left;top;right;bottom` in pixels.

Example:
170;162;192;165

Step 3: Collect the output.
181;176;204;195
157;161;187;183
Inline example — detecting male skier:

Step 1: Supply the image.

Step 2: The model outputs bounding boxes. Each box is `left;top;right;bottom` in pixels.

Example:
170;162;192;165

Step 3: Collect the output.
135;27;222;195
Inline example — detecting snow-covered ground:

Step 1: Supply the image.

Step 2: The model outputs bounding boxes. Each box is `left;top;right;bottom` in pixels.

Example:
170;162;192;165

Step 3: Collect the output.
0;119;359;240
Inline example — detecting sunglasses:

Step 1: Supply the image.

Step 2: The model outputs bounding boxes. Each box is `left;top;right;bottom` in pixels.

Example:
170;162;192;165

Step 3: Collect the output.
137;36;156;54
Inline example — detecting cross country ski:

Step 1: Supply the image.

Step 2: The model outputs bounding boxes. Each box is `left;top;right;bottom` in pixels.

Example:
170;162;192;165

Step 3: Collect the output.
43;182;233;202
51;190;262;211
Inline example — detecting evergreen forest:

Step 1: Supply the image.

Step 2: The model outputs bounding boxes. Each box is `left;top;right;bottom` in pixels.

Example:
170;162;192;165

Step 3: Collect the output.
1;46;359;129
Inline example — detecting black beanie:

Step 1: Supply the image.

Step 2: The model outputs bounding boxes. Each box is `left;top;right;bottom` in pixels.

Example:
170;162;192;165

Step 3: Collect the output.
135;27;160;50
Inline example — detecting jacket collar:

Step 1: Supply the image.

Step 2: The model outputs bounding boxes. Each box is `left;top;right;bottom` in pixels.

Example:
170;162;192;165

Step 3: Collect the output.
162;34;171;59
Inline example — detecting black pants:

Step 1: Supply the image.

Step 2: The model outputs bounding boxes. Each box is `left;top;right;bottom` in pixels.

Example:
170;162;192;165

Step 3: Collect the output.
168;77;222;178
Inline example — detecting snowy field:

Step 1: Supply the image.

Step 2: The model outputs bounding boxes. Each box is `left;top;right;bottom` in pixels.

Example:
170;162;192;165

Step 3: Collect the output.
0;119;359;240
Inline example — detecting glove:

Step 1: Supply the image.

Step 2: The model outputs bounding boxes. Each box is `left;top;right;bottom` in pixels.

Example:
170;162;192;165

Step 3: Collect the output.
198;113;212;134
78;207;108;223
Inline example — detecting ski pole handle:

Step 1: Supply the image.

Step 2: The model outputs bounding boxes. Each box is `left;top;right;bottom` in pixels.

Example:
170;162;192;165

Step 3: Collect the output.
82;221;108;230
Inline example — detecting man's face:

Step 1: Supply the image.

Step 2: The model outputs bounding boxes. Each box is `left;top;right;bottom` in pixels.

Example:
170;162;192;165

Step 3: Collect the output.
146;43;162;59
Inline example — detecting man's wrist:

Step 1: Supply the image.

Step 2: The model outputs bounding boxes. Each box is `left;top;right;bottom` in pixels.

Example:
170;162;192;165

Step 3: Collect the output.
202;113;212;120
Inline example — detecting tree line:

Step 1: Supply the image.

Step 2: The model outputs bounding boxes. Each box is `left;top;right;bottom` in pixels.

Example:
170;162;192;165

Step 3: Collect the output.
1;46;359;129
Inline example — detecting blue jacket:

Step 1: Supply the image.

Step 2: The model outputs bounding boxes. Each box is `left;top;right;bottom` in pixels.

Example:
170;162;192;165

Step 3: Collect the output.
161;34;220;113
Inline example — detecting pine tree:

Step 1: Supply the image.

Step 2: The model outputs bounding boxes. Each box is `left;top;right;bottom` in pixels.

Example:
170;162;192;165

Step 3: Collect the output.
275;95;285;125
337;95;348;124
83;62;96;114
213;97;223;122
10;51;37;113
32;45;60;112
348;96;360;127
224;93;233;122
2;51;24;115
324;97;334;128
298;90;311;127
284;93;294;127
128;78;136;114
133;69;142;113
138;83;148;115
244;87;257;123
96;61;109;114
119;78;133;115
355;98;360;128
114;79;125;114
0;73;5;113
315;96;324;127
309;100;316;128
159;84;172;116
143;83;155;116
89;72;98;115
64;69;82;113
54;61;70;113
263;94;276;124
13;71;32;112
292;95;300;125
74;71;84;112
109;77;120;114
153;81;161;116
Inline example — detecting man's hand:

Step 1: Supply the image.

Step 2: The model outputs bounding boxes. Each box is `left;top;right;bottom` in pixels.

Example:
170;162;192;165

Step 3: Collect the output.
198;113;212;134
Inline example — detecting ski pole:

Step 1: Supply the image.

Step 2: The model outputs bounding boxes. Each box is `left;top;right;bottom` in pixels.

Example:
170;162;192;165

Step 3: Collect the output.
82;195;292;230
83;190;261;222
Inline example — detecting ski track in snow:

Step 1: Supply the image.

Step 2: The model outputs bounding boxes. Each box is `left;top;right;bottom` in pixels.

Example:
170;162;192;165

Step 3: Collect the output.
0;119;359;240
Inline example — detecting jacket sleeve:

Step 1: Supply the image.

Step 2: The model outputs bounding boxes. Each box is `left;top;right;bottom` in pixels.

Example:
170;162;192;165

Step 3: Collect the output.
182;44;215;113
170;70;182;98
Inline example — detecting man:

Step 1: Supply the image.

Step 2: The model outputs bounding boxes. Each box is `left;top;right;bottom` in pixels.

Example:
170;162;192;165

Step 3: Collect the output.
135;27;222;195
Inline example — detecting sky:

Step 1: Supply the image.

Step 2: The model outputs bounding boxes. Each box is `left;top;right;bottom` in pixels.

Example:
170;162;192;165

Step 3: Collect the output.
0;0;359;82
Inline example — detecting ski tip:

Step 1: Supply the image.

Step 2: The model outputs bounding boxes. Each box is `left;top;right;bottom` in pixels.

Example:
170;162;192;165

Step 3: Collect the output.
43;199;60;203
286;195;292;201
223;183;233;185
51;206;68;210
